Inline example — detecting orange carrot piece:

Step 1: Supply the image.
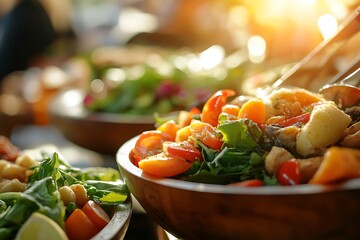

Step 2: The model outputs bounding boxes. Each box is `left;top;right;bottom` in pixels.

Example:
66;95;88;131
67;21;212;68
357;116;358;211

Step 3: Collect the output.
238;99;266;124
309;147;360;184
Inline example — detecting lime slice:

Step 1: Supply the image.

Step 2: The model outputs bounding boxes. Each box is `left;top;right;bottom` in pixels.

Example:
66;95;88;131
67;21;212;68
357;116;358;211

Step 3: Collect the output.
15;212;69;240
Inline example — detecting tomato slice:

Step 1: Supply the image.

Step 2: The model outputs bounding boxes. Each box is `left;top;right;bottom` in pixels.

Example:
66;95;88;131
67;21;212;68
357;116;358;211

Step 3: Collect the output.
201;89;235;127
133;130;173;165
190;121;223;150
178;107;201;128
163;141;202;162
65;209;99;240
138;152;192;177
229;179;264;187
175;125;192;142
156;120;180;141
82;200;110;231
276;112;311;127
277;159;300;185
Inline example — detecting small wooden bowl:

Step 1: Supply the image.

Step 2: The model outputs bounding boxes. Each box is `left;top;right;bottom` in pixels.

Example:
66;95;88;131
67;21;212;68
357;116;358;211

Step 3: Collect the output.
49;89;155;155
117;136;360;240
92;201;132;240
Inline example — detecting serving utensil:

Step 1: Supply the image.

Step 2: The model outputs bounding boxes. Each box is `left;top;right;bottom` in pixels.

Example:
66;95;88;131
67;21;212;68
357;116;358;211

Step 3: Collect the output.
319;67;360;108
270;5;360;91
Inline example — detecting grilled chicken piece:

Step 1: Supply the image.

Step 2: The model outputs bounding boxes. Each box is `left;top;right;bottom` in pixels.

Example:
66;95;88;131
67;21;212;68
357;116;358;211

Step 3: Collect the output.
265;146;323;183
341;121;360;148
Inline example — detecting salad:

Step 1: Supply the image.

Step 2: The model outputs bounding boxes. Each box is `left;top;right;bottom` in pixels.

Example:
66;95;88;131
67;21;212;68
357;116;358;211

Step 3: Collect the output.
0;136;129;240
82;46;246;115
130;87;360;186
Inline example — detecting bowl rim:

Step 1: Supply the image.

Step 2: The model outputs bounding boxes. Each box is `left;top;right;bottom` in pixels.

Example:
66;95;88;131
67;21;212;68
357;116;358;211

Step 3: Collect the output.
91;200;132;240
117;136;360;195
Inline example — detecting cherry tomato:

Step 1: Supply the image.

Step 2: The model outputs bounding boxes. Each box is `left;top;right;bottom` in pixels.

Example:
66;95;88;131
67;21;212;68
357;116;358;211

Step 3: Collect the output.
65;209;99;240
133;131;173;165
82;200;110;231
163;141;202;162
190;121;223;150
229;179;264;187
277;159;300;185
201;89;235;127
138;152;192;177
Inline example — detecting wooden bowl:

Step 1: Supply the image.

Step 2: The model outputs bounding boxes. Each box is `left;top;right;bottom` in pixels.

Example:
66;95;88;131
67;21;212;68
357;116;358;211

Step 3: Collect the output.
49;89;155;155
117;136;360;240
92;201;132;240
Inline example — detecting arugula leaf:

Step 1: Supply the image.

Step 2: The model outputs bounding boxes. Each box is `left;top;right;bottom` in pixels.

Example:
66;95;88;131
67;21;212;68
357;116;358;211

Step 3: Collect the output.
0;177;65;240
185;141;266;184
0;151;129;240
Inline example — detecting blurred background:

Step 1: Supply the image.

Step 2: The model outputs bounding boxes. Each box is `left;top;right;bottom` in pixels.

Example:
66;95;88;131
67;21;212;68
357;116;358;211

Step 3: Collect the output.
0;0;359;238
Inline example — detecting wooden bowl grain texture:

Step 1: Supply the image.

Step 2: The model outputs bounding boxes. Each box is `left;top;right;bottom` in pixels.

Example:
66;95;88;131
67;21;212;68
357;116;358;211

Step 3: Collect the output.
117;137;360;240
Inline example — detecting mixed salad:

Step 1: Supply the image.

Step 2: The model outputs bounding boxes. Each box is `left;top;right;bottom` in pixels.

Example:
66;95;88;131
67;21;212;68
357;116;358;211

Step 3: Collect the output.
82;47;246;115
130;87;360;186
0;136;129;240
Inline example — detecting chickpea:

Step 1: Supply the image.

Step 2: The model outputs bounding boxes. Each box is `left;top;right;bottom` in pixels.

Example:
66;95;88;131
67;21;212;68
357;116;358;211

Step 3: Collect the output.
15;155;38;169
70;184;88;207
0;160;9;172
59;186;76;206
0;179;26;193
1;163;27;182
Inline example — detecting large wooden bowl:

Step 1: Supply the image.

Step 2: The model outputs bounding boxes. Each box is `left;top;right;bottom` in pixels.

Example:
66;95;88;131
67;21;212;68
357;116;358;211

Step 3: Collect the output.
49;89;155;155
117;136;360;240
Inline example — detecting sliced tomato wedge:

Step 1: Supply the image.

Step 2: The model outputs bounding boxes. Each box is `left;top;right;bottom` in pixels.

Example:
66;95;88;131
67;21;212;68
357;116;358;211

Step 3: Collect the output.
138;152;192;177
277;159;300;185
178;107;201;128
156;120;180;141
82;200;110;231
133;130;173;165
65;209;99;240
276;112;311;127
201;89;235;127
163;141;202;162
190;121;223;150
175;125;192;142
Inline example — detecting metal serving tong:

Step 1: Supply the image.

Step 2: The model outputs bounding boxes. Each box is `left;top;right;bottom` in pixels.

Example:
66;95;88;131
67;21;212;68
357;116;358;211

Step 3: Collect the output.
269;5;360;93
264;5;360;108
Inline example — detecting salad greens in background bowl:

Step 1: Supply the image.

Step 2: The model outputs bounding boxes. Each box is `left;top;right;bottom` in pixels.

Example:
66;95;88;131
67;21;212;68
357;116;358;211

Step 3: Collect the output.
50;45;249;155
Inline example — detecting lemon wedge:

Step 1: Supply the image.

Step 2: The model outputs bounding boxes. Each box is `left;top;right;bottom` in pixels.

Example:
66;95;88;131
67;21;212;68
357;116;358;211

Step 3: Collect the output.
15;212;69;240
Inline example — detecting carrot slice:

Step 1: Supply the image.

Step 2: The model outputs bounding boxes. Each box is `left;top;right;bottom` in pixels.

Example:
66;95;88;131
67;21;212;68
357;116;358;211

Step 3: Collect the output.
138;152;192;177
309;147;360;184
222;104;241;117
238;99;266;124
